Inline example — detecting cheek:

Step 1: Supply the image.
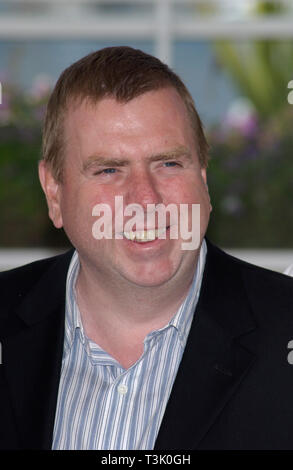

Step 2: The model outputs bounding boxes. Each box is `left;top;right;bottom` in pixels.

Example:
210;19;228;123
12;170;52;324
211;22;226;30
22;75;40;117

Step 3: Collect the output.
170;178;207;204
58;185;92;239
185;183;211;229
199;191;211;236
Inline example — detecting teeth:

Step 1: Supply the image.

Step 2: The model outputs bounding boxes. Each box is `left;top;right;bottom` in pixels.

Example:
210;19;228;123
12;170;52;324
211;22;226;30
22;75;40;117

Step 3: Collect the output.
123;228;166;242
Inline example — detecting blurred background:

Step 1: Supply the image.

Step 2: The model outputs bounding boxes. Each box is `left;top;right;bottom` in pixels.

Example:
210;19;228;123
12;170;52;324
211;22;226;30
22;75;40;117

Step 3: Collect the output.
0;0;293;271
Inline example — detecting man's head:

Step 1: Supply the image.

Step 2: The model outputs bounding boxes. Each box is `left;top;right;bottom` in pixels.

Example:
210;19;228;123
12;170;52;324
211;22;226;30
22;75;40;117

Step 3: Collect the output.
39;46;212;289
42;46;209;183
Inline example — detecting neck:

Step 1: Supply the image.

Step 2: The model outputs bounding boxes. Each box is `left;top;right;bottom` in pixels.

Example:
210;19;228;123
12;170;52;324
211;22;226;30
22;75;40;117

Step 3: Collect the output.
76;257;197;327
74;253;199;368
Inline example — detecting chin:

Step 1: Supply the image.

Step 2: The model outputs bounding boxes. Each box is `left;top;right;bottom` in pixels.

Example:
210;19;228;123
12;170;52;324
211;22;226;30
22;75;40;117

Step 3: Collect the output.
129;277;174;288
121;264;179;288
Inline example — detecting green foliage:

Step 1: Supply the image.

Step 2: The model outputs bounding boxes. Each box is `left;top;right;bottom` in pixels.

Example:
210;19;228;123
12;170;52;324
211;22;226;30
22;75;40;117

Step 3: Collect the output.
210;14;293;246
214;40;293;119
254;1;283;15
0;82;69;247
0;124;69;247
206;107;293;247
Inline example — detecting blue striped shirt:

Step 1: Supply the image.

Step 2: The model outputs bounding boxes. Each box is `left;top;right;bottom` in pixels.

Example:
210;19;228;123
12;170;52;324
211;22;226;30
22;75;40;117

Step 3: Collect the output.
52;240;207;450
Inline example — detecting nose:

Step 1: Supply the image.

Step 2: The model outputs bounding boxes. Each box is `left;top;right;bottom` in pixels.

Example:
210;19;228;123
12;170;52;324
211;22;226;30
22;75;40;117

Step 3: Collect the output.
124;167;163;210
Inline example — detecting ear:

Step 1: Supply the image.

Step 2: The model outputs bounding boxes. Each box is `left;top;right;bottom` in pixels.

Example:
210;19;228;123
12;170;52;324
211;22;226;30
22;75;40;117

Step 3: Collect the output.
201;167;212;213
38;160;63;228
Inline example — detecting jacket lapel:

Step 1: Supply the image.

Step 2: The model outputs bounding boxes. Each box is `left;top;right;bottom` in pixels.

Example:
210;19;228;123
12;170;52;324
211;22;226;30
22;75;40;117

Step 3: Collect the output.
2;250;73;449
154;241;257;450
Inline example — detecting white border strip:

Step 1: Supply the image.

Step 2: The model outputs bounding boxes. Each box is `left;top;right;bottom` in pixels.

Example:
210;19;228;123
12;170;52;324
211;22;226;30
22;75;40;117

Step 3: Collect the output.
1;248;293;273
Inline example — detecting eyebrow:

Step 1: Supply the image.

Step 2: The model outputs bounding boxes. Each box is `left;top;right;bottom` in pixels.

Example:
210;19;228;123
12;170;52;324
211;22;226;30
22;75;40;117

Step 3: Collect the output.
82;145;192;172
83;156;129;172
147;146;192;163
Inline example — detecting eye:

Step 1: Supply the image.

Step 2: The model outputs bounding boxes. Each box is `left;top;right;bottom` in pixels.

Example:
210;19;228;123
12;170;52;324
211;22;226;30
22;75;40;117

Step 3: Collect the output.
94;168;117;175
163;161;181;168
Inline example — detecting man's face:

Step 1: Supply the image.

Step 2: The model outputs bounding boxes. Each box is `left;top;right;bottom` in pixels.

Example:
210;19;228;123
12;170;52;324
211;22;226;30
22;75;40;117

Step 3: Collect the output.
40;87;211;288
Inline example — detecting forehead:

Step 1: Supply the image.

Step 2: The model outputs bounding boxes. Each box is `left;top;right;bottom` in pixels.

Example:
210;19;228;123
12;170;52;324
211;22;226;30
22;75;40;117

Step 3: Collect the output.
63;88;196;158
65;87;190;131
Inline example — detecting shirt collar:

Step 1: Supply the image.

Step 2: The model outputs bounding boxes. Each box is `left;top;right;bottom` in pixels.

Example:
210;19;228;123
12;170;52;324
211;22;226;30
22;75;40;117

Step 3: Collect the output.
63;240;207;356
63;251;84;355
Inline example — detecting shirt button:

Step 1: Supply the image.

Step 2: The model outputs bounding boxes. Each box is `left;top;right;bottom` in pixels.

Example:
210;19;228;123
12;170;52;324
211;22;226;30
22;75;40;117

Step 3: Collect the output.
118;384;128;395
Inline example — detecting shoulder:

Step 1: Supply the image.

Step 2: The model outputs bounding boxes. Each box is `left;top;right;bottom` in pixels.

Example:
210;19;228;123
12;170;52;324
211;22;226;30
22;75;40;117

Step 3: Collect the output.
206;239;293;286
206;240;293;322
0;250;74;315
0;249;74;286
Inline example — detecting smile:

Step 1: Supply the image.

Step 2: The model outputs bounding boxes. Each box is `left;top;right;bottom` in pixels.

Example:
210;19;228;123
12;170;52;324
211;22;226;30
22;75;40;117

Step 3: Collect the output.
123;227;168;242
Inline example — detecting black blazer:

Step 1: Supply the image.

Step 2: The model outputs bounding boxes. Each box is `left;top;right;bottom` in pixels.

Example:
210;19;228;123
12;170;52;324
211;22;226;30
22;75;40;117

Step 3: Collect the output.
1;240;293;450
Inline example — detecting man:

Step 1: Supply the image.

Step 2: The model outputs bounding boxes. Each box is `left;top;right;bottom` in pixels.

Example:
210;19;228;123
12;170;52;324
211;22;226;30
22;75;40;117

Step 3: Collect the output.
1;46;293;450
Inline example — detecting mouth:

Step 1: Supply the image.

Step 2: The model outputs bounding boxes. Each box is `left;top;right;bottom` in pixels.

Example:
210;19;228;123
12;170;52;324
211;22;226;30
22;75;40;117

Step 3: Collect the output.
122;227;169;243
